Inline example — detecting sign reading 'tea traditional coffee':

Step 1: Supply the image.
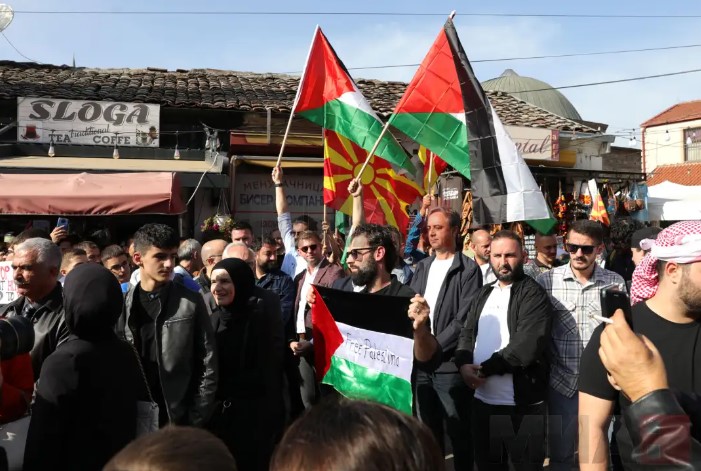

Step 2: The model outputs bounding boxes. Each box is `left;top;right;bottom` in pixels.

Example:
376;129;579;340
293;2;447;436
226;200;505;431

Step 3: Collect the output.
17;97;160;147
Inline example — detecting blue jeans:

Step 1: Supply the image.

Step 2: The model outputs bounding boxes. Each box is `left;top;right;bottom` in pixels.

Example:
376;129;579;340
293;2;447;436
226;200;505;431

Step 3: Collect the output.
415;370;473;470
547;386;578;471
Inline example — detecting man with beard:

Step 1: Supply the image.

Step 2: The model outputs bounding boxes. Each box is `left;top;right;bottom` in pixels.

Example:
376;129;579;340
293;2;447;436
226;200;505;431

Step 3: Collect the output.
312;223;441;369
579;221;701;470
524;232;563;279
456;230;552;470
252;237;295;331
536;220;625;471
470;228;496;284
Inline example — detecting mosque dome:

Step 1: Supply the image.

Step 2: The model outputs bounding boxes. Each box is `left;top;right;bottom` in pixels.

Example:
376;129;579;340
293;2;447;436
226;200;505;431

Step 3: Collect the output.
482;69;582;121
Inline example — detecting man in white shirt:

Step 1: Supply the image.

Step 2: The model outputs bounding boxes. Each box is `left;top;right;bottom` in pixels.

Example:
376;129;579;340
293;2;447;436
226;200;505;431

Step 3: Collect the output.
409;207;483;470
272;165;317;279
470;228;496;284
456;230;552;470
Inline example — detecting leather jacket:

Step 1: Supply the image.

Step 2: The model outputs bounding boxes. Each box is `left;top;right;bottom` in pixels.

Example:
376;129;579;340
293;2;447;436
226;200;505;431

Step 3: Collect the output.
624;389;701;469
0;283;70;379
117;281;218;426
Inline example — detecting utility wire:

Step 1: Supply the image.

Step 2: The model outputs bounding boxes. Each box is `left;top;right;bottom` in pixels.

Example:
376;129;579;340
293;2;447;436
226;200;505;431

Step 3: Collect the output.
11;10;701;18
1;32;40;63
285;43;701;73
518;67;701;92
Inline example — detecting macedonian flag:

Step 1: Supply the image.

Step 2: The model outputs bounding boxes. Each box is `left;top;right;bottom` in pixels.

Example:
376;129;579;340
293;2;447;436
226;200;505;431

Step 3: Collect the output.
323;129;422;235
418;145;448;194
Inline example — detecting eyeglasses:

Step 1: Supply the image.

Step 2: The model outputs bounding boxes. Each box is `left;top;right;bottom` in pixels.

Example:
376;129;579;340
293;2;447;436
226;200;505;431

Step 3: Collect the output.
565;243;597;255
347;247;375;259
299;244;318;253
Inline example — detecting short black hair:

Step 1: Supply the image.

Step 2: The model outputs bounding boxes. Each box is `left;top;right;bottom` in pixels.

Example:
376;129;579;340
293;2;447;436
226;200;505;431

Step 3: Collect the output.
609;217;644;247
492;230;523;247
134;223;179;253
101;244;126;263
352;223;397;273
231;220;253;233
568;220;604;245
251;237;278;253
293;215;318;232
13;228;51;247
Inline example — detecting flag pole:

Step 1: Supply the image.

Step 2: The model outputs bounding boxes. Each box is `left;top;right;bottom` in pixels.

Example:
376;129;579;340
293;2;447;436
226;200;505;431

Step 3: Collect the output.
275;25;320;168
354;119;391;183
428;150;436;194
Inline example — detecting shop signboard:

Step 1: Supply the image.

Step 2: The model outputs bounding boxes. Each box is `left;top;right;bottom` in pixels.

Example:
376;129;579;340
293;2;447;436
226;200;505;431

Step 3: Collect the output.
0;261;17;306
17;97;160;147
506;126;559;161
233;171;329;236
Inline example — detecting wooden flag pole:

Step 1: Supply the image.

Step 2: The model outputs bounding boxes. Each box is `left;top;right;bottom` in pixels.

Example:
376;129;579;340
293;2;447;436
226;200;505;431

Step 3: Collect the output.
354;119;392;184
275;25;319;168
428;150;436;195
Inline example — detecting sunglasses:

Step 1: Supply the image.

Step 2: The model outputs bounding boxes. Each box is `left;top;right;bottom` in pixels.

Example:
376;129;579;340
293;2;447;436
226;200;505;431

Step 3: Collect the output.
347;247;375;259
299;244;318;253
565;243;597;255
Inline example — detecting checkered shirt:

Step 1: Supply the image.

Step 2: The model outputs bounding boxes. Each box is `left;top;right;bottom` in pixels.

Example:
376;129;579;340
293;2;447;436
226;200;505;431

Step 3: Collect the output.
537;263;625;397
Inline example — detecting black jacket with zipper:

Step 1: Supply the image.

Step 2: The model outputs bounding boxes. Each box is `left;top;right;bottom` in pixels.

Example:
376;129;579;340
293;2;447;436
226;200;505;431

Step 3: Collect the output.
117;281;218;427
410;252;483;373
454;275;552;406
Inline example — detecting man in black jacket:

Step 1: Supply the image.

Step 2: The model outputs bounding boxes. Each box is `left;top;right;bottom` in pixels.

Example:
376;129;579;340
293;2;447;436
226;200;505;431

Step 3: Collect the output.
117;223;218;427
1;237;70;379
455;230;552;470
409;207;483;470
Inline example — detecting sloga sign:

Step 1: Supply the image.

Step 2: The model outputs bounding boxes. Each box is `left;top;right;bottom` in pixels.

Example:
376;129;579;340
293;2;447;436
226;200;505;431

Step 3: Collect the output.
17;97;160;147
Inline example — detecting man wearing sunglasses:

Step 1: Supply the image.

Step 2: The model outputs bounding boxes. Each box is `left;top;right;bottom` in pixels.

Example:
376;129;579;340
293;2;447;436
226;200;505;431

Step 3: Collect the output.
536;220;625;471
290;230;345;409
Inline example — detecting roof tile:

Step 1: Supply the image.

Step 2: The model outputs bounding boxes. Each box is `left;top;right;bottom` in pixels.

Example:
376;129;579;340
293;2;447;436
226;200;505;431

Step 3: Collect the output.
642;100;701;128
647;162;701;186
0;60;597;132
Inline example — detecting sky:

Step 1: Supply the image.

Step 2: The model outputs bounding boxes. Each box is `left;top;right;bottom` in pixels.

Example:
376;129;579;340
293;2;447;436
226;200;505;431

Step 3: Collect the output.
2;0;701;147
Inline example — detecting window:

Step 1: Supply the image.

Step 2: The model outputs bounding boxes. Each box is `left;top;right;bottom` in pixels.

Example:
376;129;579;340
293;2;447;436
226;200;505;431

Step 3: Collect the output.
684;127;701;162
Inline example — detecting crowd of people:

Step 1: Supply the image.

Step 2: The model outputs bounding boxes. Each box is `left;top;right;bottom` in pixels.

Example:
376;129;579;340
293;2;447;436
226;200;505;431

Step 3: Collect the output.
0;165;699;471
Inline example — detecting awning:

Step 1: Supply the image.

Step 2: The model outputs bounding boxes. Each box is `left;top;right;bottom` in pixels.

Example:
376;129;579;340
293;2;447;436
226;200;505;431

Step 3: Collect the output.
648;181;701;221
0;172;185;216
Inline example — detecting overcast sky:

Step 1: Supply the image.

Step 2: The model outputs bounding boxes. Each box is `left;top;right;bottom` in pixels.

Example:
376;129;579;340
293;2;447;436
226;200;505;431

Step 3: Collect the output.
3;0;701;147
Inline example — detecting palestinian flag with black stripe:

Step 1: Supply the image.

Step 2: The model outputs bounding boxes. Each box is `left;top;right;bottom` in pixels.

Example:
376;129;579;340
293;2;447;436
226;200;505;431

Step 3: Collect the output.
312;285;414;414
388;17;550;225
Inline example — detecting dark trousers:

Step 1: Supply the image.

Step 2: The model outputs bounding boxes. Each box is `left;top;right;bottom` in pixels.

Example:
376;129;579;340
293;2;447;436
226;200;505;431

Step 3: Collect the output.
472;398;546;471
415;369;473;470
298;353;318;409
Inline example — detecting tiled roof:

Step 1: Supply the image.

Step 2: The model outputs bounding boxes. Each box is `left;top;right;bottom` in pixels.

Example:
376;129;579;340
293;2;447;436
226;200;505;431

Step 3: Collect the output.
0;60;597;132
647;162;701;186
641;100;701;128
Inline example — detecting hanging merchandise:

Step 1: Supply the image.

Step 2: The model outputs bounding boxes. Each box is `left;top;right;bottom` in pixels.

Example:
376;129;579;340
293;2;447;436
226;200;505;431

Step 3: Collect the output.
460;190;473;238
629;182;649;223
624;182;639;213
526;183;558;235
604;183;617;221
554;180;569;236
588;179;610;226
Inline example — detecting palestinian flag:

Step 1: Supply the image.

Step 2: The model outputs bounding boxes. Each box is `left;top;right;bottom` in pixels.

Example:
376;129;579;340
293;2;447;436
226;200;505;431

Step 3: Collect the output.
293;27;415;176
312;285;414;414
388;18;550;225
417;145;448;194
323;129;422;235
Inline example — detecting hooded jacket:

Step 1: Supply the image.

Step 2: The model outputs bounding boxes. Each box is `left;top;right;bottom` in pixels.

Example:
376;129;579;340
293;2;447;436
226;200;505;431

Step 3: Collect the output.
24;264;143;471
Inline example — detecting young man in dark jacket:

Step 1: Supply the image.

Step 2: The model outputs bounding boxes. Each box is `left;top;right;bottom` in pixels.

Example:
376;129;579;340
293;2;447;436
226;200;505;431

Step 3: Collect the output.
455;230;552;470
117;223;218;427
409;207;483;470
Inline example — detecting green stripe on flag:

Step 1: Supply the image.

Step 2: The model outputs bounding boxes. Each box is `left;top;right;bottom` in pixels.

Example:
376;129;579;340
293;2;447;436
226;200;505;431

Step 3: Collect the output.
298;99;415;176
389;112;470;179
322;355;413;415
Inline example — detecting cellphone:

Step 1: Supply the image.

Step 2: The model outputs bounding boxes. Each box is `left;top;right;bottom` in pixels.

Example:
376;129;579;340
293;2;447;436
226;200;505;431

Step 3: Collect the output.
56;217;69;232
600;285;633;327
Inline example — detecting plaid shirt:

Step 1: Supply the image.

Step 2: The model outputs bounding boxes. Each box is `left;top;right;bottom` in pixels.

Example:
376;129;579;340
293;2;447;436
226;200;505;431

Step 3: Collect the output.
537;263;625;397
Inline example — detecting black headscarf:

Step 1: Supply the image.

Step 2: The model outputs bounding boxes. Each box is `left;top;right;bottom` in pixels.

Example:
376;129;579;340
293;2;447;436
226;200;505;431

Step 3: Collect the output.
211;258;256;312
63;263;123;341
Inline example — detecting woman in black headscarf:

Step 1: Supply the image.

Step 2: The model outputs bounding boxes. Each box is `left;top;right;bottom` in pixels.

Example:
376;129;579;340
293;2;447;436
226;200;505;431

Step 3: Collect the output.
208;258;284;471
24;263;143;471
